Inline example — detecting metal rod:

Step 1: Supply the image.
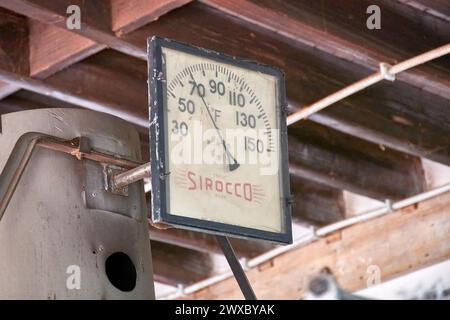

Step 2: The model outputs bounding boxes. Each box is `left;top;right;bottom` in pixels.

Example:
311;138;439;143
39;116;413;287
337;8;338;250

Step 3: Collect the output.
316;182;450;237
0;138;39;221
38;139;142;169
287;43;450;125
216;235;257;300
112;162;151;189
0;132;142;222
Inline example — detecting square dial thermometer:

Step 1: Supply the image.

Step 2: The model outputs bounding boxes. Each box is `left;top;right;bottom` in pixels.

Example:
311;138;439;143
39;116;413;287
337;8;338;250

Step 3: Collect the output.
148;37;292;244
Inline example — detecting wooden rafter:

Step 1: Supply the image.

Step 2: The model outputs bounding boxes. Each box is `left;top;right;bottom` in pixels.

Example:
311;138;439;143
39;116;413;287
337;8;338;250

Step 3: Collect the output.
290;176;345;225
289;121;426;201
0;0;190;98
151;241;215;286
200;0;450;100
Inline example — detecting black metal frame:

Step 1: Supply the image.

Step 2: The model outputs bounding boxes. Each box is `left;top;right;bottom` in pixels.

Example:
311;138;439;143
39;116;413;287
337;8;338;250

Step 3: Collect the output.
148;36;292;245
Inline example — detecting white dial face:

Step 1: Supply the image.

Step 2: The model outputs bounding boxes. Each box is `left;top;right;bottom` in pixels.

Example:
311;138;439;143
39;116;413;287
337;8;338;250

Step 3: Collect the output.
162;47;285;234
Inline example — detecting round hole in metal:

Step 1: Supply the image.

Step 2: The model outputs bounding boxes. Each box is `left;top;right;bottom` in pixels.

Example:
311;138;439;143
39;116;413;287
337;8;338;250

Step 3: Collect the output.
105;252;137;292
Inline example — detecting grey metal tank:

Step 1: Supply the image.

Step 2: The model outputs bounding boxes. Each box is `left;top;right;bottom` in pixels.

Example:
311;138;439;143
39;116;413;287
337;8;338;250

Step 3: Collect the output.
0;108;154;299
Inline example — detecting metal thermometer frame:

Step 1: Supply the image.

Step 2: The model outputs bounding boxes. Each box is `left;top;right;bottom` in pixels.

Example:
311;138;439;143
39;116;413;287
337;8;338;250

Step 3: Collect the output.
148;36;292;245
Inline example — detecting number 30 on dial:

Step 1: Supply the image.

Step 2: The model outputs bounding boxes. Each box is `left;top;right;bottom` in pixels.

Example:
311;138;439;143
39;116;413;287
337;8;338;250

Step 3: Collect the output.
148;37;292;244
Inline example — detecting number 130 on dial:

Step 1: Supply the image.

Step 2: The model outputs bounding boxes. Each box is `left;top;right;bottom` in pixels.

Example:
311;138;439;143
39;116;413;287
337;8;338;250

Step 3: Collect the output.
148;36;292;244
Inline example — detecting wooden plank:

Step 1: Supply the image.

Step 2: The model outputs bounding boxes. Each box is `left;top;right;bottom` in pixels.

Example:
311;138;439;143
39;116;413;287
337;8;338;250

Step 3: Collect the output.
382;0;450;37
151;241;215;286
200;0;450;101
0;0;193;61
42;50;148;120
0;9;28;102
0;0;145;59
182;189;450;299
110;0;192;35
0;0;188;98
290;176;345;225
0;50;146;128
307;102;450;167
288;121;426;201
29;20;104;78
0;8;28;75
0;12;104;97
0;65;147;127
410;0;450;17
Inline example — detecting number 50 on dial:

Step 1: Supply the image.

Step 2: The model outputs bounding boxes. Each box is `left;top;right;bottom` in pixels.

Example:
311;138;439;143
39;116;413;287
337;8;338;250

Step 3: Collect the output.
148;37;292;244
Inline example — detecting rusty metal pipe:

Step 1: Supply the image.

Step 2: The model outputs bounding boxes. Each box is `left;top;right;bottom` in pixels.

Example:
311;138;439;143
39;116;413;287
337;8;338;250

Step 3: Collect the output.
287;43;450;125
0;132;143;221
0;137;39;221
112;162;151;189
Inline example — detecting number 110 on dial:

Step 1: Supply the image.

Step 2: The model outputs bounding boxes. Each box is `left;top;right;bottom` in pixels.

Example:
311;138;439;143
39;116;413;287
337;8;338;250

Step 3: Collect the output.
149;37;292;244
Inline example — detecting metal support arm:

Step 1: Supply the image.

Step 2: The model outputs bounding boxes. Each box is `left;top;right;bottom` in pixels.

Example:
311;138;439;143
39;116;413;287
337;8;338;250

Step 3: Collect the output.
0;132;142;221
216;235;257;300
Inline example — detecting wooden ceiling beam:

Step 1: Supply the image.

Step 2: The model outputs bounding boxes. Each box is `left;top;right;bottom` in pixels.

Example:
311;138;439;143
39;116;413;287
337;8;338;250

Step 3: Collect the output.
0;0;145;59
151;241;215;286
380;0;450;38
0;20;103;99
0;0;192;61
307;101;450;167
0;8;29;99
200;0;450;101
0;66;147;127
183;188;450;299
0;1;190;98
290;176;345;225
288;121;426;201
28;21;104;79
0;8;28;75
110;0;192;35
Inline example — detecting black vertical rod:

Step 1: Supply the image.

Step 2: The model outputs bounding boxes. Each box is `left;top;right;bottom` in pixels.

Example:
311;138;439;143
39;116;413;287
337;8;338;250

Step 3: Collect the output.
216;235;257;300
